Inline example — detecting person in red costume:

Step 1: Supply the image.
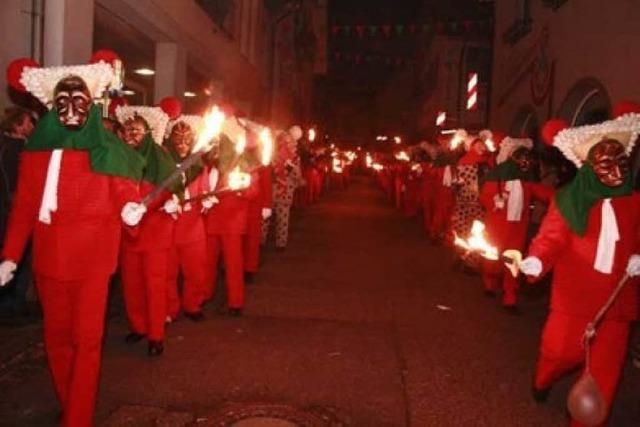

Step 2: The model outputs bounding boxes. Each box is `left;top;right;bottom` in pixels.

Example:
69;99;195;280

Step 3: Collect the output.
115;105;178;357
518;114;640;427
164;116;210;321
204;122;259;316
422;137;456;242
0;61;145;427
480;138;553;313
243;162;273;284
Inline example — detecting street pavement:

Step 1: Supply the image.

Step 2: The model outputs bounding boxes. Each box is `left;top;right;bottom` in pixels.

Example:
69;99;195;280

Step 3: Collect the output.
0;175;638;426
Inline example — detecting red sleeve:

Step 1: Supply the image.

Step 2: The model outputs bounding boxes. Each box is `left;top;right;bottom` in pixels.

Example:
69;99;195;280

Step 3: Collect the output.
529;182;555;203
527;200;571;277
479;181;499;211
109;176;141;211
1;154;41;262
260;167;273;208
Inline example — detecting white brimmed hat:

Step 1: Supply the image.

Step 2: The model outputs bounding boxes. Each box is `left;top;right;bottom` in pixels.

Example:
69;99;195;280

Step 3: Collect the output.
116;105;169;145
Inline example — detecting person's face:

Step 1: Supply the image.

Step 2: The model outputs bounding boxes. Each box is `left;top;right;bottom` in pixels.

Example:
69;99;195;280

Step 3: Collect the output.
15;115;34;138
123;118;147;148
170;123;194;158
589;139;629;188
472;140;487;155
53;76;91;130
512;148;534;173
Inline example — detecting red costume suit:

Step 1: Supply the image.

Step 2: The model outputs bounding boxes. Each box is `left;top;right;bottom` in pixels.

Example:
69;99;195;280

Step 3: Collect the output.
166;170;209;319
480;180;553;305
402;166;422;217
2;150;139;427
428;166;455;240
527;196;640;427
243;166;273;275
120;181;174;342
205;175;259;310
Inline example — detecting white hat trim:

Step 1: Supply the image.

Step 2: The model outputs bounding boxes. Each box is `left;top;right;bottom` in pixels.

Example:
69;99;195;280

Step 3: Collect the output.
554;114;640;167
166;115;204;139
115;105;169;145
21;63;114;108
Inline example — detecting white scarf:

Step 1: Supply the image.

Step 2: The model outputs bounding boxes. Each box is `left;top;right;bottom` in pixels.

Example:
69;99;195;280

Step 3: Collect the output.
594;198;619;274
505;180;524;222
38;149;63;224
442;165;452;187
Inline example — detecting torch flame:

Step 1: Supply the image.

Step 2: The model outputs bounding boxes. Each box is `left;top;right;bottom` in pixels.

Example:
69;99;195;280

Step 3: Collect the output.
308;128;316;142
228;166;251;191
194;105;225;152
332;157;344;173
372;163;384;171
259;128;273;166
366;153;373;168
235;133;247;155
485;138;496;152
453;220;499;261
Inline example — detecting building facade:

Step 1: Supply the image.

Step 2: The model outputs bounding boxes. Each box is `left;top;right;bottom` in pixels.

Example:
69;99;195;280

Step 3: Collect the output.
1;0;326;127
491;0;640;140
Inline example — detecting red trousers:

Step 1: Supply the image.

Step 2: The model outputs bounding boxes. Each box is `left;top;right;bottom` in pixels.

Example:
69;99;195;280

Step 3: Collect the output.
534;312;630;427
207;234;245;308
120;249;169;341
37;274;109;427
166;240;208;318
243;231;261;274
482;260;519;306
429;192;454;239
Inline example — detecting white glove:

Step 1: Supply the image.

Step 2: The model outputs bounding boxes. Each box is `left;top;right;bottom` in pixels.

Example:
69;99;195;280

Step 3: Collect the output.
209;168;219;191
262;208;272;219
201;196;219;212
163;196;181;215
626;254;640;277
493;194;505;210
519;256;543;277
0;260;18;286
121;202;147;226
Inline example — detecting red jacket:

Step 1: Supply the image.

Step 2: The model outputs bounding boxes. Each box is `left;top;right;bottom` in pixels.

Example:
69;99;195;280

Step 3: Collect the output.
205;171;259;235
480;180;553;250
2;150;139;280
122;181;174;251
173;170;209;246
527;196;640;321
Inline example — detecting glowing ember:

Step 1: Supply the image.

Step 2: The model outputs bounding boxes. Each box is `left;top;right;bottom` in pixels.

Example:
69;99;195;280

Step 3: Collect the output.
453;220;499;260
394;136;402;144
395;151;410;162
259;128;273;166
194;105;225;152
411;163;422;173
228;166;251;190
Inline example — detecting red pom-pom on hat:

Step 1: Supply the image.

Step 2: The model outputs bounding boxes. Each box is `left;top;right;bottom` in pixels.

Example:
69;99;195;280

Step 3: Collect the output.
90;49;121;66
541;119;569;146
108;96;129;118
159;97;182;120
6;58;40;92
612;101;640;118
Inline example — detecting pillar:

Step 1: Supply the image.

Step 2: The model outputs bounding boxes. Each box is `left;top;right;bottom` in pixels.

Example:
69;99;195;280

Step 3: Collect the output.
154;42;187;103
43;0;94;66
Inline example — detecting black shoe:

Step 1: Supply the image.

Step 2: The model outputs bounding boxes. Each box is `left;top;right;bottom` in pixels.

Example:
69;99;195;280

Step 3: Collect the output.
148;340;164;357
125;332;146;344
503;305;521;316
244;272;256;284
484;290;496;298
228;308;243;317
532;386;551;403
184;311;205;322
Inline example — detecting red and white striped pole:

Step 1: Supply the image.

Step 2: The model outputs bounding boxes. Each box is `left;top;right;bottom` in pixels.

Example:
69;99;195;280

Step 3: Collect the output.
466;72;478;111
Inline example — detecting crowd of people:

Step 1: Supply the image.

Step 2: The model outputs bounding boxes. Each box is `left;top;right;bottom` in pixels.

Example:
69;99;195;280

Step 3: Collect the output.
367;112;640;426
0;54;354;426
